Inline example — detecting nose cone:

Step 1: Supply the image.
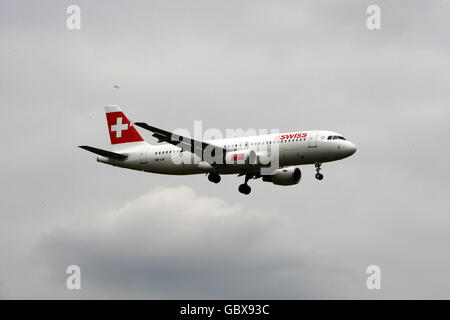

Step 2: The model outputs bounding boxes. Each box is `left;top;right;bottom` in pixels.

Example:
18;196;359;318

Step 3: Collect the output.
348;142;357;156
339;141;357;158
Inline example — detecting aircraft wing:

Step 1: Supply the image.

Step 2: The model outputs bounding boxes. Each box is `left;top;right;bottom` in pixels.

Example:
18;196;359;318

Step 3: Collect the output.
133;122;226;159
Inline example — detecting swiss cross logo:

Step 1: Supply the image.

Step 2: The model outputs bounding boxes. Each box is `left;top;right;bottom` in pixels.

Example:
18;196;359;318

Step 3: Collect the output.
105;111;144;145
111;117;128;138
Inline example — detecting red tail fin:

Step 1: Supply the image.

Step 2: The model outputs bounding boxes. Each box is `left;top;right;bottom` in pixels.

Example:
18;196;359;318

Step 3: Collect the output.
105;106;144;145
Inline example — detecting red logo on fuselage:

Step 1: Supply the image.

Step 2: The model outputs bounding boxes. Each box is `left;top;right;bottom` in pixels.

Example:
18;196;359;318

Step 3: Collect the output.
279;132;307;140
231;153;245;161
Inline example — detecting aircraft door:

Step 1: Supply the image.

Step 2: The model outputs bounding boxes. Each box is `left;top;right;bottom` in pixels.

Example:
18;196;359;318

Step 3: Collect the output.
139;148;148;164
308;131;318;148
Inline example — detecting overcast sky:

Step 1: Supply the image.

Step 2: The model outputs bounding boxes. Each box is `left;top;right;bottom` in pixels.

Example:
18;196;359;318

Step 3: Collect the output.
0;0;449;299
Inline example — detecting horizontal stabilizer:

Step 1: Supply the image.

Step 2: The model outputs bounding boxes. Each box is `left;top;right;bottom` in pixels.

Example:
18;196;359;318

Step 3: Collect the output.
78;145;128;160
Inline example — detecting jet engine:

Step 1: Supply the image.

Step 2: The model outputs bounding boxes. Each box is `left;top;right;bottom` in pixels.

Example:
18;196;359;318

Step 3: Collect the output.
262;167;301;186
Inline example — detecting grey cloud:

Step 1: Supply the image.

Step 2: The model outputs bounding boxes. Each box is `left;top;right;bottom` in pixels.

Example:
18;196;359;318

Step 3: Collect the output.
37;186;362;299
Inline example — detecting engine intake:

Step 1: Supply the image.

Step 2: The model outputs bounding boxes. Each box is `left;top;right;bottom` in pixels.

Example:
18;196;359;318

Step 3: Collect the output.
262;167;301;186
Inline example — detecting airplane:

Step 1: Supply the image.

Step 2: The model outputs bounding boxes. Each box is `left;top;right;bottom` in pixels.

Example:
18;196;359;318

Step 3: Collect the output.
79;106;357;195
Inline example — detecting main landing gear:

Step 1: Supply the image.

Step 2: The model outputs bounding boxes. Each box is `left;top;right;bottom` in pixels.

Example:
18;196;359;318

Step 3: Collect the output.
208;173;221;183
314;161;324;180
238;174;252;195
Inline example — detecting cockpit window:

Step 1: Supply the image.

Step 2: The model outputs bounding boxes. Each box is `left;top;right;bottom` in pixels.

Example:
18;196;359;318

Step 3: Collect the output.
328;135;346;140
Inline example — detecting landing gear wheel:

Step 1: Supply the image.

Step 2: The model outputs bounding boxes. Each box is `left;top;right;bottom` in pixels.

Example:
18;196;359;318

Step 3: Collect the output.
238;184;251;195
314;161;323;181
208;173;221;183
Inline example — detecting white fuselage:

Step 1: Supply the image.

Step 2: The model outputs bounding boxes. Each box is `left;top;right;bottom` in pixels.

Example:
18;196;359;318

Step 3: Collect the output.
98;130;357;175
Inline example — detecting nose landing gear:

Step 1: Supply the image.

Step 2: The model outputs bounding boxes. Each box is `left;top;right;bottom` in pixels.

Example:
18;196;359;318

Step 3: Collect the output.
314;161;324;180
